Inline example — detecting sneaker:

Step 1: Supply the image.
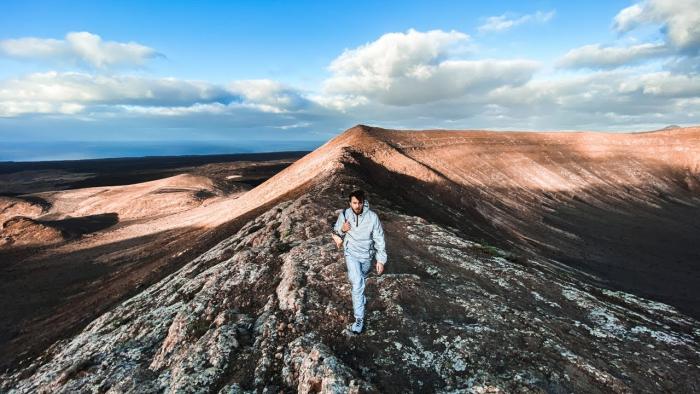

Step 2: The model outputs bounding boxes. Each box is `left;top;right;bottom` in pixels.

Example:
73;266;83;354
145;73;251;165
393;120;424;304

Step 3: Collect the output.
350;317;364;334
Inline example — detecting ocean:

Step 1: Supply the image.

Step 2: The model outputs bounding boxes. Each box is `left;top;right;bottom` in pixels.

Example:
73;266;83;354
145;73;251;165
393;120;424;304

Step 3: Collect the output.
0;140;324;162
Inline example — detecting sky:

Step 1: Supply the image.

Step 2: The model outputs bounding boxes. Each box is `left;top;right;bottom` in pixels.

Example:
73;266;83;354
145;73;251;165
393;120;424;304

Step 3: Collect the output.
1;0;699;160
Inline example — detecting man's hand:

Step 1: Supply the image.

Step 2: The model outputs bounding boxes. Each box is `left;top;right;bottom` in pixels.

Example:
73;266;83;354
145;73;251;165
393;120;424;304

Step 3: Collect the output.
376;261;385;275
331;233;343;249
341;220;350;233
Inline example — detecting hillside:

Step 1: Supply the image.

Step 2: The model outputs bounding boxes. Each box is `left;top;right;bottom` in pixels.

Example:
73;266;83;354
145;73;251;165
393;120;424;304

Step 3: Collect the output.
1;125;699;392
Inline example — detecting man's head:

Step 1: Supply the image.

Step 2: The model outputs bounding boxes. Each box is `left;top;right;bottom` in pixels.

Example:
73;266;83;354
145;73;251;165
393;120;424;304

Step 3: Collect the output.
348;189;365;215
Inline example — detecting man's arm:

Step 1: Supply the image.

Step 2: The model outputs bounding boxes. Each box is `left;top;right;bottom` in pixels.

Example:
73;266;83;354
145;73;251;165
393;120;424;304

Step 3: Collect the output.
372;214;387;265
332;210;346;237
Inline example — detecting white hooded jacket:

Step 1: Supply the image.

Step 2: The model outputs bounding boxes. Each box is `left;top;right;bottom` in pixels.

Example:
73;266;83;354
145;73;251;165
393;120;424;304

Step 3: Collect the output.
333;199;388;264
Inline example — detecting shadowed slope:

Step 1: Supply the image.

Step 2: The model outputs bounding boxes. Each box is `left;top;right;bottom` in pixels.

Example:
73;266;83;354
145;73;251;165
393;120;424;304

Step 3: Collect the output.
334;125;700;318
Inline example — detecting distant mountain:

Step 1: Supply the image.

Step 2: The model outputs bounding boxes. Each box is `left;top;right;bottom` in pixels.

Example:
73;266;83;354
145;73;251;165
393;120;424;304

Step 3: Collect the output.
2;124;699;392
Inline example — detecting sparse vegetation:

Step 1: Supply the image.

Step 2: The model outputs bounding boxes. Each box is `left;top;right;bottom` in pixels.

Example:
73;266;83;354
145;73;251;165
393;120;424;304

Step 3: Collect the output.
194;189;217;200
473;243;504;257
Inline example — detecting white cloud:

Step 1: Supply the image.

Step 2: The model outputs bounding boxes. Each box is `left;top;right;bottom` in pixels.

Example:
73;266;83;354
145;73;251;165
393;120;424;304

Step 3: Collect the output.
613;4;645;32
2;23;699;136
0;101;85;117
476;70;700;126
319;68;700;131
0;72;324;117
228;80;309;111
0;71;344;141
557;1;700;70
274;122;312;130
117;103;230;116
0;32;161;68
326;28;470;88
0;72;233;116
478;10;555;33
312;26;699;130
322;28;539;106
308;94;369;112
613;0;700;51
557;42;669;69
618;71;700;97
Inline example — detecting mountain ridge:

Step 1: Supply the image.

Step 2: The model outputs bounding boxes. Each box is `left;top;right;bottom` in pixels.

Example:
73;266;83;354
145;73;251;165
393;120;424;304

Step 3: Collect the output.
1;124;700;392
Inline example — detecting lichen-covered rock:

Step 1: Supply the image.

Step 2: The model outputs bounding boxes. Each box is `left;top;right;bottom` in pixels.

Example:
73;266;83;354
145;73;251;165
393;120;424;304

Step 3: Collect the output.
283;333;376;393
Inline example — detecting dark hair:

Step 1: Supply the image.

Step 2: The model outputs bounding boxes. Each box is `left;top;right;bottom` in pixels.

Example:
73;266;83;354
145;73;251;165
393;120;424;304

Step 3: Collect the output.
348;189;365;202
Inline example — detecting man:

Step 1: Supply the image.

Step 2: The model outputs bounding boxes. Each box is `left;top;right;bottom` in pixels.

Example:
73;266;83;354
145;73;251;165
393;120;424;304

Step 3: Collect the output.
332;189;387;335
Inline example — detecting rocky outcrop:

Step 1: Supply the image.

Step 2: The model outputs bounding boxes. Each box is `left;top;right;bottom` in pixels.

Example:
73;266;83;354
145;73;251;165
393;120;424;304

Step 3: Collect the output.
0;196;49;224
1;216;65;247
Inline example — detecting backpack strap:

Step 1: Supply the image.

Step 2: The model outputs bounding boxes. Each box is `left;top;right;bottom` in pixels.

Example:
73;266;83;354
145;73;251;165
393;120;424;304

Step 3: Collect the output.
332;208;348;238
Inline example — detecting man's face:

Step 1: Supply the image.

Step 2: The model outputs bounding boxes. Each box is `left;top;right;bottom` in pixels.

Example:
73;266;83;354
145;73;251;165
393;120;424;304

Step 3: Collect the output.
350;196;363;214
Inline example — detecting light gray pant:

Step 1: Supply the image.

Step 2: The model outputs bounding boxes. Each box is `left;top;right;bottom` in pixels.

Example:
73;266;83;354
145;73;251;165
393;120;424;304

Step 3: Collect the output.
345;253;373;319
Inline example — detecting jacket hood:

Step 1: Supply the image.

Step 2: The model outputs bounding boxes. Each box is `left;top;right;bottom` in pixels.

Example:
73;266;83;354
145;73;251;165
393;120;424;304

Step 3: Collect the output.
360;198;369;215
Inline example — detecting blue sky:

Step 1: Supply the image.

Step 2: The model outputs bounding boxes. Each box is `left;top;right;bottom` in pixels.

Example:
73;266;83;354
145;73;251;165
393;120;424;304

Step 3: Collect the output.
1;0;699;160
0;1;628;83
